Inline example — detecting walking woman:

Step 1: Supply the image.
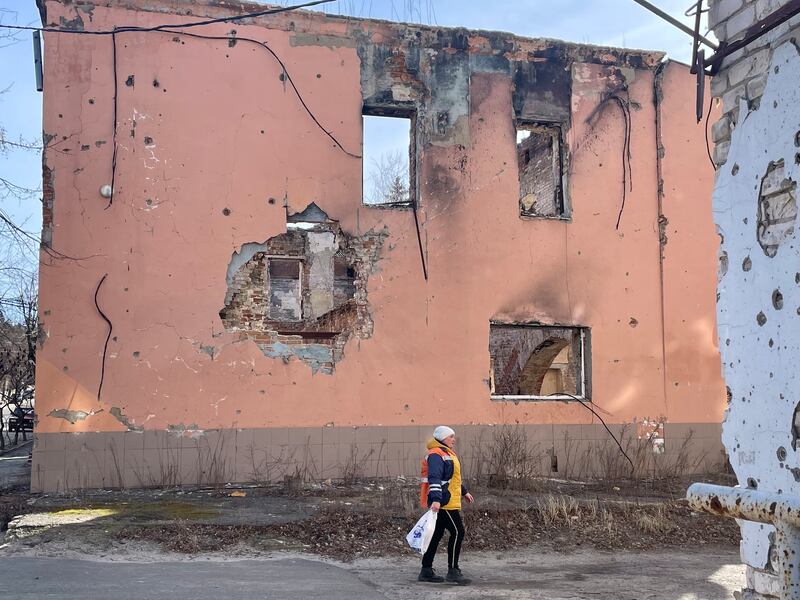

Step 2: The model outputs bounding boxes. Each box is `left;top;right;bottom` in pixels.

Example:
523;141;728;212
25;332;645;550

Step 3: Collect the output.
418;425;474;585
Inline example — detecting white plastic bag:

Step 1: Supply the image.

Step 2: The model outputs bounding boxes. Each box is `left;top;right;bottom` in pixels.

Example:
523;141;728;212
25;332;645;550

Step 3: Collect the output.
406;509;437;554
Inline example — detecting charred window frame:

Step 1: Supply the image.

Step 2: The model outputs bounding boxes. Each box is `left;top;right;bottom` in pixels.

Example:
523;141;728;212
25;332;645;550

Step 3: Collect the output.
489;323;590;401
516;122;568;220
361;105;417;209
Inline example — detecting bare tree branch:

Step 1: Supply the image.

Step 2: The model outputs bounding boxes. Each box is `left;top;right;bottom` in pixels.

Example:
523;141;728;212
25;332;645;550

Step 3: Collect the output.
365;150;410;206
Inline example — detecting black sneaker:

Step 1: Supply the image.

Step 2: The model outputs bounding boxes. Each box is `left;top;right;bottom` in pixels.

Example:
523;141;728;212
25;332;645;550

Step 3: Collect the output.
446;567;471;585
418;567;444;583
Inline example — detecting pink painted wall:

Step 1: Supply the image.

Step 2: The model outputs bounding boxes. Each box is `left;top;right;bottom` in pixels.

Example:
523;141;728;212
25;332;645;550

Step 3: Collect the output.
36;1;725;437
659;62;725;424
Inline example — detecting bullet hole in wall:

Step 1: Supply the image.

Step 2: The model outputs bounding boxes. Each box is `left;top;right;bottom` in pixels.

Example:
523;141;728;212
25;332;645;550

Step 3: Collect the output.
757;160;797;258
792;401;800;451
773;289;784;310
777;446;787;462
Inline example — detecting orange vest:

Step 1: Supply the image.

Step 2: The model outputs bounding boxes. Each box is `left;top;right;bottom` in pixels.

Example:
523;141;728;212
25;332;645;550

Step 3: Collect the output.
419;447;449;508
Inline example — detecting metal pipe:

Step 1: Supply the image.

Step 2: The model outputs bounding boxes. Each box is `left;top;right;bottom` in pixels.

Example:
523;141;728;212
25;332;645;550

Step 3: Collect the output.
32;30;43;92
776;522;800;599
689;0;703;73
687;483;800;600
687;483;800;527
630;0;718;50
703;0;800;74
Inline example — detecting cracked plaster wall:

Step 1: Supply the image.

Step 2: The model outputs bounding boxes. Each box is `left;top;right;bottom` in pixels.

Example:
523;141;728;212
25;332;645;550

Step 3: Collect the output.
34;0;725;490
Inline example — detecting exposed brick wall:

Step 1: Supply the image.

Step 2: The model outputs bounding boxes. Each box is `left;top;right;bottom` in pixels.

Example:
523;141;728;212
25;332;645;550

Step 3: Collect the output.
219;215;386;373
41;162;54;248
708;0;800;165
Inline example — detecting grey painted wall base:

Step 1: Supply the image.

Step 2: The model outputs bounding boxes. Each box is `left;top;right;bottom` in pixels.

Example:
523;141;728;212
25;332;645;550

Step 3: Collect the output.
31;423;724;493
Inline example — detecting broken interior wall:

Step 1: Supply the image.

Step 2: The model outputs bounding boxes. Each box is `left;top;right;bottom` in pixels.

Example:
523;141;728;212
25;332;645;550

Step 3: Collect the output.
218;205;386;374
707;1;800;597
33;0;725;491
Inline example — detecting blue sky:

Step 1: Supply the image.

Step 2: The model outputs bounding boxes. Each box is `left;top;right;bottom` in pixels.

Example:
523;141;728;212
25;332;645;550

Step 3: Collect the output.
0;0;710;252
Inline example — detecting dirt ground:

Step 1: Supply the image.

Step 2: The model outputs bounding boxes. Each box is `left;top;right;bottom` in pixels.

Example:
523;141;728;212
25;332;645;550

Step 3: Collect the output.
1;475;739;560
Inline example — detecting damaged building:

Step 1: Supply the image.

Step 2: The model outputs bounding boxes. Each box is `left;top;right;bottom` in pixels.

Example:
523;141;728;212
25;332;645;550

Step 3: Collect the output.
33;0;727;492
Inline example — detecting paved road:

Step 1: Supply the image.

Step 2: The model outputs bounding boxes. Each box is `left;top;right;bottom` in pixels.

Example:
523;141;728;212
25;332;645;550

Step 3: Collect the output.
0;440;32;489
355;548;745;599
0;557;385;600
0;548;744;599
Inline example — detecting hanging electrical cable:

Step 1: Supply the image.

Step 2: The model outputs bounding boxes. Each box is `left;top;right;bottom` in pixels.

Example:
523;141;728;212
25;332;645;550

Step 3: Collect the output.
548;392;636;475
609;95;633;231
108;30;118;207
156;28;360;159
93;273;113;402
0;0;358;210
704;94;715;170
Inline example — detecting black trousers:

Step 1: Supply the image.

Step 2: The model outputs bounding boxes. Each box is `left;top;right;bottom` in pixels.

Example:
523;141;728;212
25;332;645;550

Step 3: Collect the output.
421;509;464;569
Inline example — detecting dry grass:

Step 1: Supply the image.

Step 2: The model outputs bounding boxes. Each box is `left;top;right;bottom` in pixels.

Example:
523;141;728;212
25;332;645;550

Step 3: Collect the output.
115;492;736;560
468;420;727;493
634;505;671;535
470;425;546;490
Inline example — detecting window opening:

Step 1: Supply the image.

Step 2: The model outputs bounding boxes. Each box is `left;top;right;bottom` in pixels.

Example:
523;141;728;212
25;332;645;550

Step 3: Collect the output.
489;323;590;401
362;111;414;208
516;123;565;218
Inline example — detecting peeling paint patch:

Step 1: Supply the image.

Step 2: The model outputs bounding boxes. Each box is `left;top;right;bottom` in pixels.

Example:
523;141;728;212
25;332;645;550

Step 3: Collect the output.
41;162;54;247
290;33;356;49
58;14;84;31
48;409;101;424
110;407;143;431
260;341;334;375
167;424;204;438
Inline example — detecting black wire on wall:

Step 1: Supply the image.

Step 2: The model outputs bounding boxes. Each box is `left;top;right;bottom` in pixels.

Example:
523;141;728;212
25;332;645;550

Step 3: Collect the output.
1;0;358;211
108;30;118;207
549;392;636;475
93;274;113;402
0;0;336;36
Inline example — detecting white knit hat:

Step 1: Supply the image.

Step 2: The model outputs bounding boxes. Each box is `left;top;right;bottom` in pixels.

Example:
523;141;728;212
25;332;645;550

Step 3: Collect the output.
433;425;455;441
